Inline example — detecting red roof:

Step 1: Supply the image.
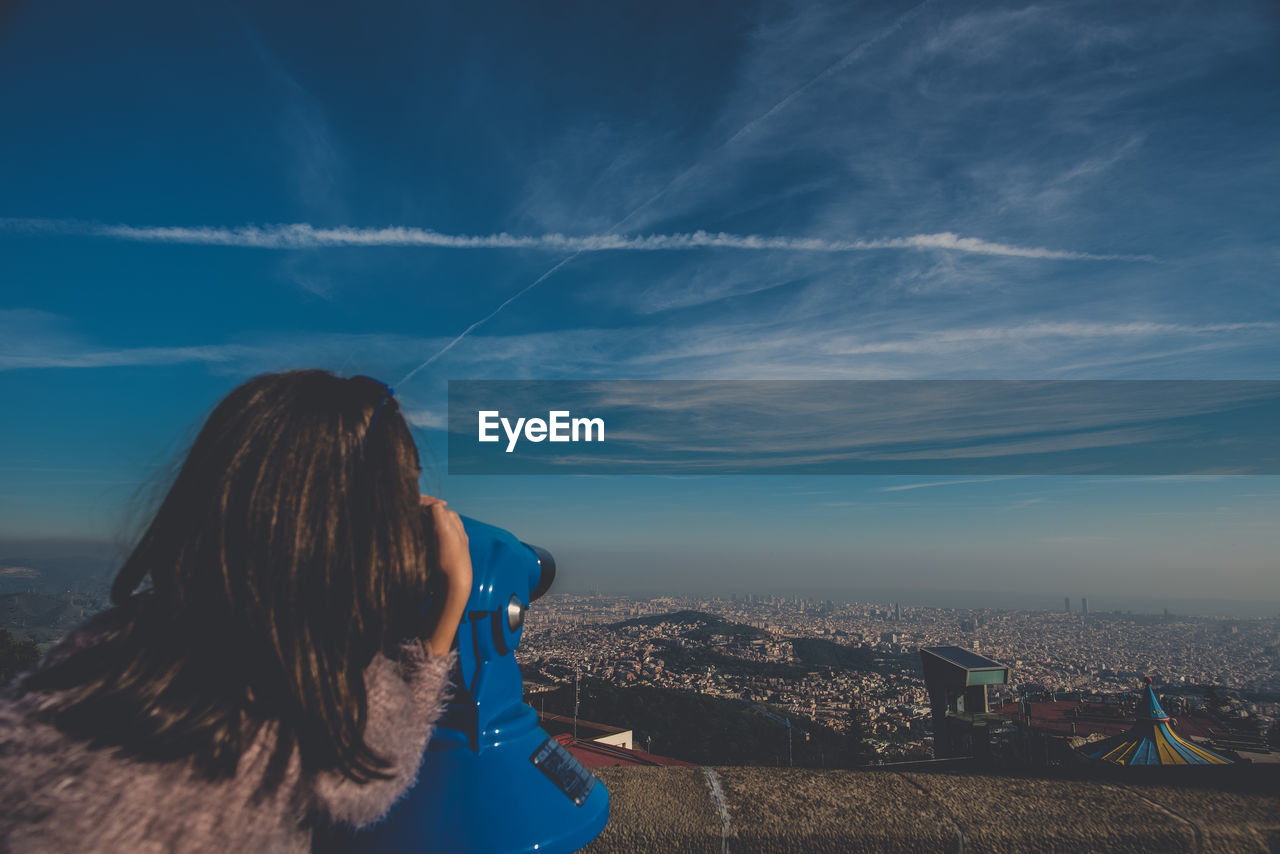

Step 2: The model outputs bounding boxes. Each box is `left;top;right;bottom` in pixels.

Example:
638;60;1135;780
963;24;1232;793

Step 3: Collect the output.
538;712;628;741
556;734;696;767
994;700;1223;741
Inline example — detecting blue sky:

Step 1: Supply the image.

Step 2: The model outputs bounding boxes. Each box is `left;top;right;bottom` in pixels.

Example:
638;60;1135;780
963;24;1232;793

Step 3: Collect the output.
2;1;1278;613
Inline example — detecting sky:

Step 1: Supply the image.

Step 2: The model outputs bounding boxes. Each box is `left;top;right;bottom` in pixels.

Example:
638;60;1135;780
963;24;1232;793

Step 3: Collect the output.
1;0;1278;614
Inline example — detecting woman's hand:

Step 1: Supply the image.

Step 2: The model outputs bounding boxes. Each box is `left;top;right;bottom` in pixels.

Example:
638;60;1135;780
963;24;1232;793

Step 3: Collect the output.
420;495;472;657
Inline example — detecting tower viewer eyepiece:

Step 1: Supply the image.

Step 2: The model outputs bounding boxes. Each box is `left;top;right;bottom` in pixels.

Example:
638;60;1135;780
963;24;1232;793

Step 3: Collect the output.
526;543;556;602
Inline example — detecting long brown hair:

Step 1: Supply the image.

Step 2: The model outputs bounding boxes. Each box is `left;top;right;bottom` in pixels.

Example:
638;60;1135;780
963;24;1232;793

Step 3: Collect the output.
19;370;434;783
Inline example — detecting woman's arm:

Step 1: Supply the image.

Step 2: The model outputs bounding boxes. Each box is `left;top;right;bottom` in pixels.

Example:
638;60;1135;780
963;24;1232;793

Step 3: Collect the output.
419;496;472;657
309;496;471;828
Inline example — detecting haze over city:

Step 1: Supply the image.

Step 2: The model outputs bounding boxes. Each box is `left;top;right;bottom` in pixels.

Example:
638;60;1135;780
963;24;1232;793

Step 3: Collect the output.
2;1;1278;616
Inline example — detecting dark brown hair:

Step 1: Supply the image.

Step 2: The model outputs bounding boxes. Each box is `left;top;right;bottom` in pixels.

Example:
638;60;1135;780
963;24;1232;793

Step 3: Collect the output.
19;370;434;783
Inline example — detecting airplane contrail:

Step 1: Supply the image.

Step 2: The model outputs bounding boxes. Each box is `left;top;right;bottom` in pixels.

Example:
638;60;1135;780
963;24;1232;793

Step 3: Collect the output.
396;0;938;385
598;0;939;239
0;219;1147;262
397;253;579;386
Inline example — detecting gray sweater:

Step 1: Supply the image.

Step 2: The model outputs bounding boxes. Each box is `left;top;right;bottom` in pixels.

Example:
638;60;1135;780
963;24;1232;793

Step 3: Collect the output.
0;619;456;853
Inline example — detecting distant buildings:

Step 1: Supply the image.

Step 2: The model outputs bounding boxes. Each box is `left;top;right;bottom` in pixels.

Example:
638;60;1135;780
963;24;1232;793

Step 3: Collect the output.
515;593;1279;765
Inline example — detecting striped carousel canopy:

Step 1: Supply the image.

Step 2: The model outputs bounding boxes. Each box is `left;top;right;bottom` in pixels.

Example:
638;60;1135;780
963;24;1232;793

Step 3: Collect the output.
1081;678;1231;766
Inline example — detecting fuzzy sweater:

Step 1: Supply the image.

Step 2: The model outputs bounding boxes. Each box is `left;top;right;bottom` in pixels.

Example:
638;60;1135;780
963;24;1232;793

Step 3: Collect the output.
0;615;456;853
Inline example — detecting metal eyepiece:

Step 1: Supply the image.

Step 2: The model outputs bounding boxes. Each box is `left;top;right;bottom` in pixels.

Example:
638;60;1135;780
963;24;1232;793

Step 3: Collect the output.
507;594;527;632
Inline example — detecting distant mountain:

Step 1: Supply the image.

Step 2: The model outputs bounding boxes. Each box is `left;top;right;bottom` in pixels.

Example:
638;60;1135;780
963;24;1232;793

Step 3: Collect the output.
0;538;120;597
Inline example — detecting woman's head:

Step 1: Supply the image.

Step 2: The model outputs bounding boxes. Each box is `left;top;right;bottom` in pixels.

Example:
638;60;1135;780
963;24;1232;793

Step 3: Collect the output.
23;370;435;782
117;370;428;648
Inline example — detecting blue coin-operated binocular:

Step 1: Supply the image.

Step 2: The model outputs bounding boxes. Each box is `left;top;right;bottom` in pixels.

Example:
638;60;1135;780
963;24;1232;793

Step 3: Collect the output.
346;517;609;853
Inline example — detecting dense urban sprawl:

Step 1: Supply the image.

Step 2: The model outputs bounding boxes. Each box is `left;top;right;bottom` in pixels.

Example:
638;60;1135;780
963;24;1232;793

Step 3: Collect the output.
517;593;1280;760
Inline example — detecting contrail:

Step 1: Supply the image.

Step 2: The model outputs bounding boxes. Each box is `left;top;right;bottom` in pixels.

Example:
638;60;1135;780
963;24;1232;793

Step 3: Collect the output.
397;0;940;383
0;1;964;388
0;1;976;390
603;0;938;237
721;0;934;151
397;253;579;386
1;219;1150;262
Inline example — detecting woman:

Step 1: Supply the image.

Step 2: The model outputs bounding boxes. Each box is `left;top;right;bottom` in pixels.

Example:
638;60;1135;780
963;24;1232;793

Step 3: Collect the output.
0;370;470;852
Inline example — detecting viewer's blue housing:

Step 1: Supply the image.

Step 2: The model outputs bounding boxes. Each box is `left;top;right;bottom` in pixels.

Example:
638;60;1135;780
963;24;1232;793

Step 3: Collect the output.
343;517;610;854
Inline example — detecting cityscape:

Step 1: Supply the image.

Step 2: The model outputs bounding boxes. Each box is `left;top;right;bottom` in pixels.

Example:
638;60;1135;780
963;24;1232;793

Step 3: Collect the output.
3;558;1279;849
6;581;1277;767
516;592;1280;764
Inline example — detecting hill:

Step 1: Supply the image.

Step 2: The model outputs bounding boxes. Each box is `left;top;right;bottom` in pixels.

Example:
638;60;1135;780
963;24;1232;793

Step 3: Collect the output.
534;677;865;768
612;609;769;643
0;591;98;644
791;636;918;673
612;609;918;676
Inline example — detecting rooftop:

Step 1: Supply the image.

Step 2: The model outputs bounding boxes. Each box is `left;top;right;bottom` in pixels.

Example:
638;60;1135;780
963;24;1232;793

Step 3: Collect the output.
921;645;1008;671
557;735;696;768
538;712;628;741
996;699;1223;740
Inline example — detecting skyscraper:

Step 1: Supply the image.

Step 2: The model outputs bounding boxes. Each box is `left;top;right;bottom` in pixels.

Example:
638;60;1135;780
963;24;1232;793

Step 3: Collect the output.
1082;597;1090;616
1064;596;1071;614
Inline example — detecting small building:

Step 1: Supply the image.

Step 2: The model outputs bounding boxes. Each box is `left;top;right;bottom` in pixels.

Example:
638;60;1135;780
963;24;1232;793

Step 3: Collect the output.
537;712;695;767
538;711;634;749
920;645;1011;759
553;734;697;768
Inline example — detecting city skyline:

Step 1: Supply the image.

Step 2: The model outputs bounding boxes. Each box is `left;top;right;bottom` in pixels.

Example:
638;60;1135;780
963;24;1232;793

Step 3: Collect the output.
512;590;1278;765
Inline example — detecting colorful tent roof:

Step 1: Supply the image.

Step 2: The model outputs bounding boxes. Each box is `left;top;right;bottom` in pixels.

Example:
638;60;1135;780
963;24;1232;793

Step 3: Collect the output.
1080;678;1231;766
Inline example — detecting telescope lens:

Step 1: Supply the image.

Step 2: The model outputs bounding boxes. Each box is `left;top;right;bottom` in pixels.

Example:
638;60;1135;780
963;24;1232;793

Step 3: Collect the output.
526;544;556;602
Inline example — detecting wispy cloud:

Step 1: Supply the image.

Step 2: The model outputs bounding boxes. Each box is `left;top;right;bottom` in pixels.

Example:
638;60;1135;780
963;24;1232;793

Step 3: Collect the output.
402;408;446;429
879;477;1019;492
1083;475;1230;484
234;12;346;219
1;218;1152;261
0;345;252;370
820;321;1279;356
0;311;446;374
3;306;1274;383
